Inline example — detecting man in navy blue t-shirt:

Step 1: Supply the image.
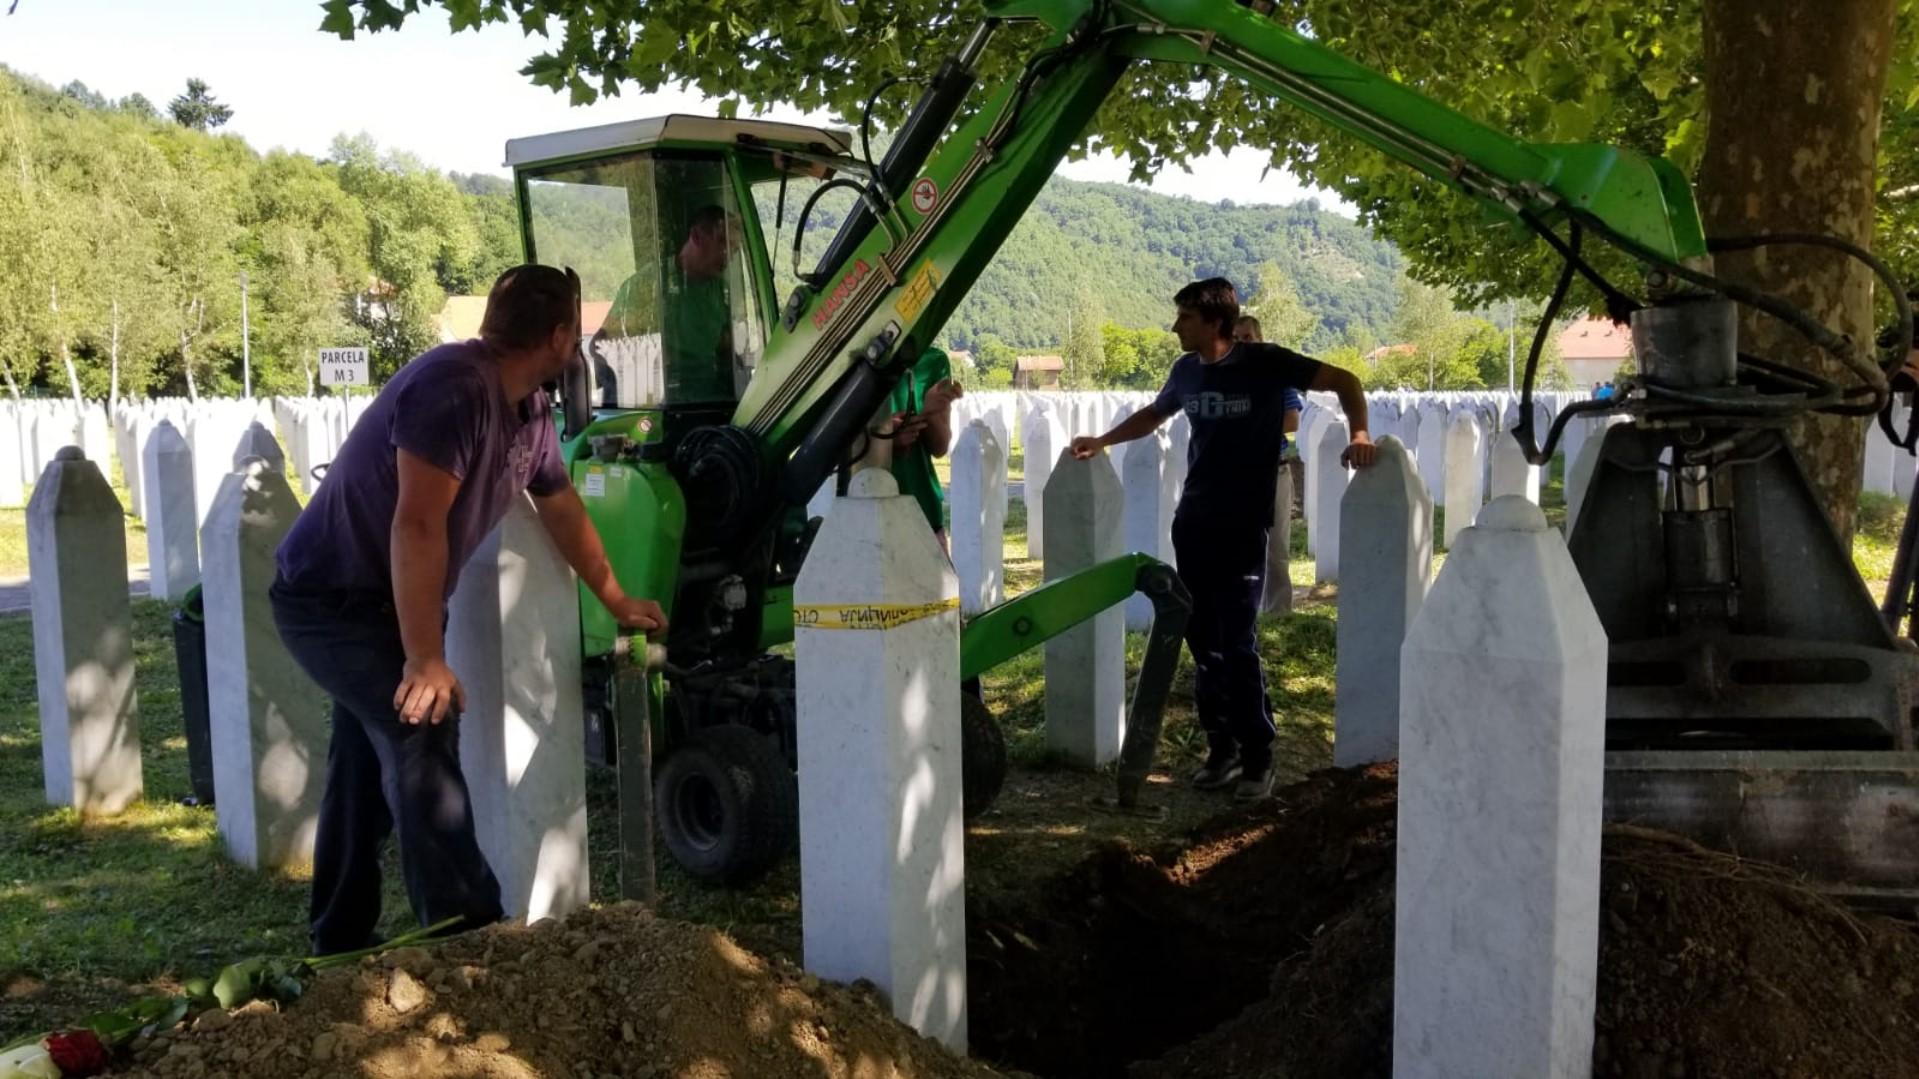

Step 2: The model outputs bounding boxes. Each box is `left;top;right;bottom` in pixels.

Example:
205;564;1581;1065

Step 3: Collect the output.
272;265;667;956
1073;278;1374;802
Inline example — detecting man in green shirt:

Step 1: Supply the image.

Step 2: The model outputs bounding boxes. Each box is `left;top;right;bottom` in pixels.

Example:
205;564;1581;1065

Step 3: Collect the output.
886;347;964;545
885;347;974;700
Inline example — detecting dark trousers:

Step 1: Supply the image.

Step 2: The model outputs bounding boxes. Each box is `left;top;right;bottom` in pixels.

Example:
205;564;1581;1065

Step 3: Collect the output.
1171;511;1275;774
268;577;503;955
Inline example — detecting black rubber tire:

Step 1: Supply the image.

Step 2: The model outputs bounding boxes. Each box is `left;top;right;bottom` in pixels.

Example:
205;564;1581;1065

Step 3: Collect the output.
654;724;798;885
961;693;1008;820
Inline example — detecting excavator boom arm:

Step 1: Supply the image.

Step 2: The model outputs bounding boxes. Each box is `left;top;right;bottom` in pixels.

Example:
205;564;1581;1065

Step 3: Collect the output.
737;0;1708;492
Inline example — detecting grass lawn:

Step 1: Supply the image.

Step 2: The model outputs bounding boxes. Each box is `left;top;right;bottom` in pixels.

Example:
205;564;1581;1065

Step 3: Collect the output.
0;441;1908;1043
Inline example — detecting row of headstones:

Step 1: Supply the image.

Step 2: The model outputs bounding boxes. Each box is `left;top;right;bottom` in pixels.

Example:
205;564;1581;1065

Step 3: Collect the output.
0;399;113;509
0;393;373;519
29;433;579;924
791;442;1606;1070
939;396;1626;631
100;397;376;601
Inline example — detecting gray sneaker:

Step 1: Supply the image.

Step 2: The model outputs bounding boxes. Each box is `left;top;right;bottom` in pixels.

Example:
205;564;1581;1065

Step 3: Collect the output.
1190;757;1243;790
1233;766;1275;804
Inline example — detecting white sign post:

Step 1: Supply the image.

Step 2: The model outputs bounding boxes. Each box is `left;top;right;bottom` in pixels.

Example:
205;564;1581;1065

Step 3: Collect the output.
318;347;370;389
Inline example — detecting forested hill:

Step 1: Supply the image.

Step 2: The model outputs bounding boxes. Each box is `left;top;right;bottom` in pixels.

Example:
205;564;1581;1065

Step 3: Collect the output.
942;178;1402;351
0;59;1404;400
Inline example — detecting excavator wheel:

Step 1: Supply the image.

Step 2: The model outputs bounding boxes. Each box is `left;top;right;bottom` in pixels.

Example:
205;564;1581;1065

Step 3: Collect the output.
654;724;798;885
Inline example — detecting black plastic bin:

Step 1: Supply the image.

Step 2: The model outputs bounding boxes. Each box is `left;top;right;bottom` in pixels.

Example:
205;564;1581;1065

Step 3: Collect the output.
172;585;215;806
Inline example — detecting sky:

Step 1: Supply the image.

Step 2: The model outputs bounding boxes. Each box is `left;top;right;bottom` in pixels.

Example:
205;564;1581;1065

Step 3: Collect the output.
0;0;1344;210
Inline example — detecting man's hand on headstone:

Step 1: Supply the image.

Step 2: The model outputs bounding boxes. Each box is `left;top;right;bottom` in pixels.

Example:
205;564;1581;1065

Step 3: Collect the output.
1070;435;1103;460
394;657;466;725
1342;433;1378;468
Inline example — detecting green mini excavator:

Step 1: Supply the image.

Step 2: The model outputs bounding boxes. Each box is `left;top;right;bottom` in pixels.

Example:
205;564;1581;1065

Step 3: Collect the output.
497;0;1917;895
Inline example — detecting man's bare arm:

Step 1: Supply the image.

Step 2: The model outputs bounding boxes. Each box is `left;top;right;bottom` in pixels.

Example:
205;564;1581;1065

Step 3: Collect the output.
1071;406;1165;459
1308;364;1376;467
391;449;463;724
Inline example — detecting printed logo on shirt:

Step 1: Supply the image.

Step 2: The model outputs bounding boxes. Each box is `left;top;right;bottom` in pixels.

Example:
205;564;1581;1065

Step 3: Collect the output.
1185;392;1253;420
508;440;537;484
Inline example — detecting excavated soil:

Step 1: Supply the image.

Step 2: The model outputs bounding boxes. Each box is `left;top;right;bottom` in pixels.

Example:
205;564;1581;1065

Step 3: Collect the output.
970;762;1919;1079
96;763;1919;1079
105;903;1003;1079
967;764;1398;1077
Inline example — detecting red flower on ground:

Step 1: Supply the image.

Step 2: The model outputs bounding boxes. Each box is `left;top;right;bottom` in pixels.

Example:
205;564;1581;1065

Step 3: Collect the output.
45;1029;110;1076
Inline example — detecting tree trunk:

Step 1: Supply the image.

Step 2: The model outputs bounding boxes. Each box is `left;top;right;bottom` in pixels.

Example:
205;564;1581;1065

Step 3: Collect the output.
59;337;82;406
1698;0;1896;543
181;331;199;402
108;298;120;408
0;362;19;401
51;282;82;407
181;296;203;403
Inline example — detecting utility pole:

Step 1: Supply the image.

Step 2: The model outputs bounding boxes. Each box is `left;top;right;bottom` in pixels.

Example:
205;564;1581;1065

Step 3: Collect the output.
239;271;252;398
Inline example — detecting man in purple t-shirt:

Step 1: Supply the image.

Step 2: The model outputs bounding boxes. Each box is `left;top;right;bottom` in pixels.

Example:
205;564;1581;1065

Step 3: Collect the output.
271;265;666;956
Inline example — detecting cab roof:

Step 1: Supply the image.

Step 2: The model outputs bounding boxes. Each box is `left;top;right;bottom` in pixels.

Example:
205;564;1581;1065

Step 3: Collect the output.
504;114;853;170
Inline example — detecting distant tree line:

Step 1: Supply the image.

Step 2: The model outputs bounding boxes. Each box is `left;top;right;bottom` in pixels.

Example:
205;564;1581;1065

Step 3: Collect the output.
0;67;519;401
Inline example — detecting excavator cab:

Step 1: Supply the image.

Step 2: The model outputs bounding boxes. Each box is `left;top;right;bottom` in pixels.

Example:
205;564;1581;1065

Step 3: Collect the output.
508;116;846;442
503;114;1192;887
507;117;855;667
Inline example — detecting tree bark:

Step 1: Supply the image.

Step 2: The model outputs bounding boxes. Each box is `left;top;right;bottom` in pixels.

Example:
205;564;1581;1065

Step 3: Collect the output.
180;296;203;402
51;282;82;407
108;298;120;408
1697;0;1896;542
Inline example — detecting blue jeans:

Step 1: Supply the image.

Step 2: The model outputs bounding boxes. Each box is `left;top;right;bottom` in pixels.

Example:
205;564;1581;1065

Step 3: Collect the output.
269;576;503;955
1171;511;1276;774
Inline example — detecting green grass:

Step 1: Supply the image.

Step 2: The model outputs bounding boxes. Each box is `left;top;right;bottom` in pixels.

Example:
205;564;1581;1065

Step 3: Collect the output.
0;502;148;580
1855;490;1904;589
0;602;368;1040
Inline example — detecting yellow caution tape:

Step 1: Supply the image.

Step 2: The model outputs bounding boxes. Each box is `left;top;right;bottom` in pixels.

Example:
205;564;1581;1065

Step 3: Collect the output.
794;597;961;631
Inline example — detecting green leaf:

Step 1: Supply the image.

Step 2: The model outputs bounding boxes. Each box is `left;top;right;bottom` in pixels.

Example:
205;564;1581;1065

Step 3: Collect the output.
1640;66;1681;102
636;28;679;66
821;0;849;35
78;995;190;1047
522;54;569;92
267;974;306;1004
446;0;485;32
716;97;740;119
211;957;268;1010
1548;99;1595;141
317;0;357;38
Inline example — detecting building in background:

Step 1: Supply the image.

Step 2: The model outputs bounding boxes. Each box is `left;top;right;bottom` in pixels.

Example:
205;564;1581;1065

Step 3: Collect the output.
1014;354;1064;390
1559;316;1634;388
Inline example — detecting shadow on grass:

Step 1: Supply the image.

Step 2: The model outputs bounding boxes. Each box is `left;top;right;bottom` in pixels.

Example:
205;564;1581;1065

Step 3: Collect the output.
0;600;412;1043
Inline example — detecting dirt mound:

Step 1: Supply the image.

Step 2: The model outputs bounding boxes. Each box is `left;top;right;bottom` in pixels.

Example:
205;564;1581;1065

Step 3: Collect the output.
967;765;1398;1077
970;762;1919;1079
107;903;1003;1079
